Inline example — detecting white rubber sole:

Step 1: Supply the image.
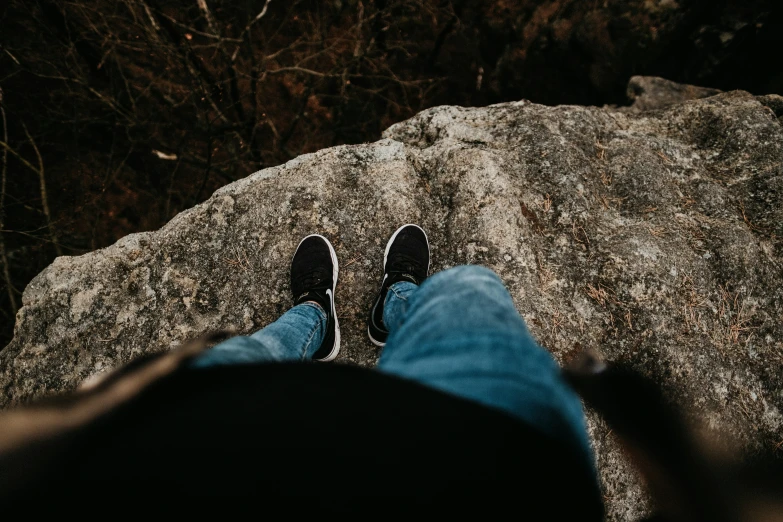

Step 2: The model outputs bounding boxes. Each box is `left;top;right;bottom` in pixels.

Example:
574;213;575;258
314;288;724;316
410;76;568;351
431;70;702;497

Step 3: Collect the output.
294;234;340;362
367;325;386;347
368;224;430;347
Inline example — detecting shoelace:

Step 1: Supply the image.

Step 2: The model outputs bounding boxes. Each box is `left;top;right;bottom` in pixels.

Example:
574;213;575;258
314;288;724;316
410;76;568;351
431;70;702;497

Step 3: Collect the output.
297;267;330;290
389;252;425;280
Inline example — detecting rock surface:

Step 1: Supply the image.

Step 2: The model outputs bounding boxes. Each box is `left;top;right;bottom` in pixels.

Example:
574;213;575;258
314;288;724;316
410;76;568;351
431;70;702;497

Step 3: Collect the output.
625;75;723;111
2;77;782;520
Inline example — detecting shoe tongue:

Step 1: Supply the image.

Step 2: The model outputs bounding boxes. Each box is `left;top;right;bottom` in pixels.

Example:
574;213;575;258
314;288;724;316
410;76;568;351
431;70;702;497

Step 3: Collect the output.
295;289;329;309
390;273;418;286
296;291;313;303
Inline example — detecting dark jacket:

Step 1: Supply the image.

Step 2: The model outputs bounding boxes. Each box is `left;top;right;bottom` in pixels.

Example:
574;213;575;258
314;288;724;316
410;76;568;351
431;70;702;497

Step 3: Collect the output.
0;351;603;517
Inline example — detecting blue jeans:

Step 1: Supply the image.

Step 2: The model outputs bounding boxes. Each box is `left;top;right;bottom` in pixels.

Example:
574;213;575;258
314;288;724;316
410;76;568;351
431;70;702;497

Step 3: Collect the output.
191;302;327;366
192;266;592;462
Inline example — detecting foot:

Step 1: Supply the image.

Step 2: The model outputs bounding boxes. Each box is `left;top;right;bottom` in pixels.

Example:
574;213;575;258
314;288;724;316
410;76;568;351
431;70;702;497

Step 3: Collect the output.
291;234;340;361
367;224;430;347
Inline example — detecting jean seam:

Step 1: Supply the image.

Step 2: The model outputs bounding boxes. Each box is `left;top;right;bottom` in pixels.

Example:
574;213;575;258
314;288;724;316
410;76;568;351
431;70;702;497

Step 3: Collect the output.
389;284;410;302
298;303;327;361
385;283;414;334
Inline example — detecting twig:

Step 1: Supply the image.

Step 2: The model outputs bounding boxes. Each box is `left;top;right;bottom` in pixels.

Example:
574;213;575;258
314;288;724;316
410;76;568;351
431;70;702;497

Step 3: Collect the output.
231;0;273;62
140;0;229;125
0;90;17;314
153;11;242;41
353;1;365;58
0;229;80;250
193;132;213;205
196;0;218;34
265;66;329;77
164;156;183;220
0;141;42;173
3;50;20;66
141;1;161;32
21;123;62;256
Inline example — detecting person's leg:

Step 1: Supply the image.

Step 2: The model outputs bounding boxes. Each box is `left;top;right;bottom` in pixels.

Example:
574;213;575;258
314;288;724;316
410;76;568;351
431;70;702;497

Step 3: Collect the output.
191;302;326;368
192;233;341;368
377;265;592;461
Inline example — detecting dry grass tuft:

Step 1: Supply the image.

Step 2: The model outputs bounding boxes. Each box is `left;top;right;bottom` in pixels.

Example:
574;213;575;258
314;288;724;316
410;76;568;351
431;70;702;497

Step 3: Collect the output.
680;274;707;331
549;309;565;337
595;139;607;161
656;150;675;166
599;194;625;210
536;253;557;291
224;246;252;271
536;193;552;213
717;284;756;345
572;221;590;245
648;226;668;238
586;283;610;306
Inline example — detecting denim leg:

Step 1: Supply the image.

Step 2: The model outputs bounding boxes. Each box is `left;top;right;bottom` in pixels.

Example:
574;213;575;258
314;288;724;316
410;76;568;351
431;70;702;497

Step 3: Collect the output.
377;265;593;462
191;302;327;368
382;281;418;332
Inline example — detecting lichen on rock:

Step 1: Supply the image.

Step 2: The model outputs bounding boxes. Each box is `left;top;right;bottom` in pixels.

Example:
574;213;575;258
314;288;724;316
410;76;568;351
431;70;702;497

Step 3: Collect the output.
2;77;782;521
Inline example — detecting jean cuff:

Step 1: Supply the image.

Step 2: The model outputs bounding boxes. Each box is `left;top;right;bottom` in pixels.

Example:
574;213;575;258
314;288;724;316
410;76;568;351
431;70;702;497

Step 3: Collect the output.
296;301;328;321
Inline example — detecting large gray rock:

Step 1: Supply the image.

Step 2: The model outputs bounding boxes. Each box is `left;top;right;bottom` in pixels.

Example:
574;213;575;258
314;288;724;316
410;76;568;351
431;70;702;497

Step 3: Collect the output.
2;78;782;520
625;75;723;111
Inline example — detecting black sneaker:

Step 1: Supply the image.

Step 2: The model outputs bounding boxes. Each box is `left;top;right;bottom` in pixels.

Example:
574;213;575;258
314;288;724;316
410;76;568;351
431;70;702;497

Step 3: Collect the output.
367;224;430;347
291;234;340;361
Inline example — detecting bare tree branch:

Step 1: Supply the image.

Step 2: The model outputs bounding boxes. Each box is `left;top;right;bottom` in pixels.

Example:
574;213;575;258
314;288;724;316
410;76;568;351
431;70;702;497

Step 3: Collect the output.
141;0;160;31
0;142;41;175
266;66;330;77
0;0;454;342
231;0;273;62
0;90;18;315
21;123;63;256
196;0;218;35
153;10;241;41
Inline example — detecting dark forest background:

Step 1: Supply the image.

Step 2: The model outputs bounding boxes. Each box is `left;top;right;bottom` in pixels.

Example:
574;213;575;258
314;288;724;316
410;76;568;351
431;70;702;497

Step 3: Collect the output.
1;0;782;347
